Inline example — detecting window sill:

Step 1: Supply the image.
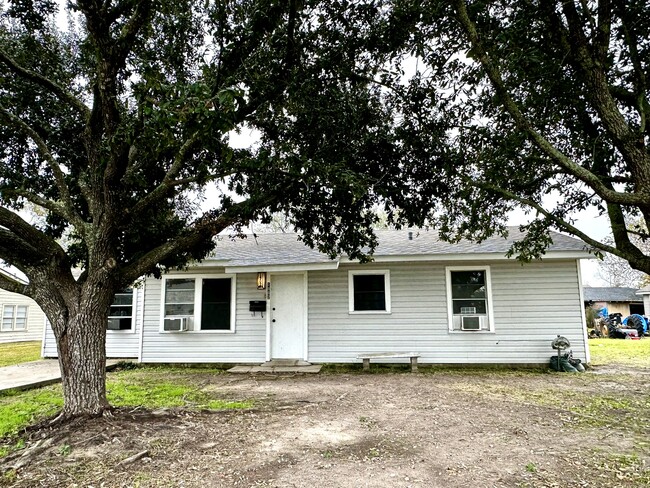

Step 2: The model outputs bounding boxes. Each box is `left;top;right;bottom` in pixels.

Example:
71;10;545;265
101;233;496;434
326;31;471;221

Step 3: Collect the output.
107;329;136;334
348;311;392;315
448;329;496;334
158;329;236;334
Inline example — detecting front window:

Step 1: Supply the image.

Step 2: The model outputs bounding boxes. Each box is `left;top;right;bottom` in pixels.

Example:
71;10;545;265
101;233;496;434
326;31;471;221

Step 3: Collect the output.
162;276;235;331
348;270;391;313
201;278;232;330
164;278;196;331
446;267;493;332
1;305;28;331
107;289;134;331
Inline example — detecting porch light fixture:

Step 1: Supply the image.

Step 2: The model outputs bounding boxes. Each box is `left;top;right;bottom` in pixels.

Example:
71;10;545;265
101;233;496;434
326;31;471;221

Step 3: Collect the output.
256;272;267;290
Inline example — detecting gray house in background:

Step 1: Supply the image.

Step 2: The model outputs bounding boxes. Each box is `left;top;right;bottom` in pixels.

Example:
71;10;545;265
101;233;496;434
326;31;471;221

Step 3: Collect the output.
0;270;46;344
583;287;645;317
43;228;592;365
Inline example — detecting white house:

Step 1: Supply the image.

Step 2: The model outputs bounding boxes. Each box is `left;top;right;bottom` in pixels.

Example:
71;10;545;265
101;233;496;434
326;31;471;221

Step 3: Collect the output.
0;270;47;344
42;228;592;365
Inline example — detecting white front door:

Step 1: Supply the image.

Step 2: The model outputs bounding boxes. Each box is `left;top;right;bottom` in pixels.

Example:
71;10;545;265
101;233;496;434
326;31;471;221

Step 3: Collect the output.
270;273;305;359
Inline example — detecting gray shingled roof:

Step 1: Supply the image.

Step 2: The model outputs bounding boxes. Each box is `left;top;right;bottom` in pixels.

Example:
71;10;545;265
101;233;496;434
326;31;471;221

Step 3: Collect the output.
212;234;333;267
583;287;643;303
210;227;589;267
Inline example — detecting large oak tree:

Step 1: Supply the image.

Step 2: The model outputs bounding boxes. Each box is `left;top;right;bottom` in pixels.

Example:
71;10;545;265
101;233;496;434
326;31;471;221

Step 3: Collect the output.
0;0;405;417
380;1;650;269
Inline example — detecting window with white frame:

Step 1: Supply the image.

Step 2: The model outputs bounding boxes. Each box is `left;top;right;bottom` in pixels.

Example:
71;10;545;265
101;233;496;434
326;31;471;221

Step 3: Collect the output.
348;270;391;313
446;267;493;332
107;289;134;331
162;276;235;331
1;305;28;332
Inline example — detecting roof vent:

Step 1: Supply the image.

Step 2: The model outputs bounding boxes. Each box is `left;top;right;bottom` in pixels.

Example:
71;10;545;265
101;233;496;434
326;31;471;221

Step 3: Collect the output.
408;231;413;241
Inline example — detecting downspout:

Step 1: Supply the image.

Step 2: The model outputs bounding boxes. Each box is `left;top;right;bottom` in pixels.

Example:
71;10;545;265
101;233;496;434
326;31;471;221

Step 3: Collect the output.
137;279;146;363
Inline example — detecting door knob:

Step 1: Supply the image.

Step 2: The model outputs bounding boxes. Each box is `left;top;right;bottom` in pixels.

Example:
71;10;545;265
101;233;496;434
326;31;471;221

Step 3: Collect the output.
272;319;276;323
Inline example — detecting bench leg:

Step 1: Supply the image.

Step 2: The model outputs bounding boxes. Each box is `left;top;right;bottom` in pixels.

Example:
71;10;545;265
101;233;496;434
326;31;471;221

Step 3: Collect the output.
363;358;370;371
410;356;418;373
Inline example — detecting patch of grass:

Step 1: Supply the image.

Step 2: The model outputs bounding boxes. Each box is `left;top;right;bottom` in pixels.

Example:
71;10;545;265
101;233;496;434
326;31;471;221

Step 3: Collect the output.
597;453;650;484
589;338;650;367
447;377;650;435
525;462;537;473
419;365;547;376
0;366;251;445
0;341;41;367
0;385;63;437
204;399;253;410
106;367;252;410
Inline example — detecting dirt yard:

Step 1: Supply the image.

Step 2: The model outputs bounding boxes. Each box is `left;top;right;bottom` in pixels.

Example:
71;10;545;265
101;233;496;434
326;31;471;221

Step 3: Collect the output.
2;366;649;487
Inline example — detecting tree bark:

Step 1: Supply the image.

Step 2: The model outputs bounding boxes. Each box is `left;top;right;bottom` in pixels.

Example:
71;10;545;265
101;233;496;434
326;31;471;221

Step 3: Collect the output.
56;312;110;417
44;278;114;418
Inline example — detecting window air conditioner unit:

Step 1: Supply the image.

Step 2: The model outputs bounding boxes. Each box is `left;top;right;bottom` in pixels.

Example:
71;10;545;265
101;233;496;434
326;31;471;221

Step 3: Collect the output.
107;318;122;330
164;316;189;332
460;306;477;315
461;316;481;331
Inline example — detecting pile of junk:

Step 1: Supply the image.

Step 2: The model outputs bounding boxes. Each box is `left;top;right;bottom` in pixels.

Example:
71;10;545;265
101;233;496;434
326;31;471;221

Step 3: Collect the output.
549;335;585;373
590;312;648;339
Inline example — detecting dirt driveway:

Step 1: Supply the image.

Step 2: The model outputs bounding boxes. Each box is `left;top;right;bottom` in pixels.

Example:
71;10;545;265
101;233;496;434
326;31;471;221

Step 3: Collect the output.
2;367;649;487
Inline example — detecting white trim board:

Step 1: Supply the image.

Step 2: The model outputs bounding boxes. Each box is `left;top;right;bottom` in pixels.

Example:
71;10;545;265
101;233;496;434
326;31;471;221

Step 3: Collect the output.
225;262;339;273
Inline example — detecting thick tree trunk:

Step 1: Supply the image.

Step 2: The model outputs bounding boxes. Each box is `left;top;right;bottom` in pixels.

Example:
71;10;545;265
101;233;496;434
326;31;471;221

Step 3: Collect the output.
55;309;111;417
41;276;115;418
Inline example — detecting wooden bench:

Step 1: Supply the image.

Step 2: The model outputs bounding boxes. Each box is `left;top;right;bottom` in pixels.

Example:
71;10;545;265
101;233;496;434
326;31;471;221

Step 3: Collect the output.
356;352;421;372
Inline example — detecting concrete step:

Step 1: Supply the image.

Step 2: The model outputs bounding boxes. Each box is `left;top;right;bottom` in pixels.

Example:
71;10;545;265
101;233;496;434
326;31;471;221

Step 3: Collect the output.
227;362;322;374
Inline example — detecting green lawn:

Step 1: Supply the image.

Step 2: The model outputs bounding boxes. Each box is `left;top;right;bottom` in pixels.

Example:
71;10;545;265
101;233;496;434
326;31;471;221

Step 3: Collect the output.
0;366;251;442
589;338;650;367
0;341;42;367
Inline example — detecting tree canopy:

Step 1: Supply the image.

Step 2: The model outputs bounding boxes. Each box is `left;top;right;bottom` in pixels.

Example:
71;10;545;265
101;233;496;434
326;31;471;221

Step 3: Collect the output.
0;0;408;416
379;0;650;272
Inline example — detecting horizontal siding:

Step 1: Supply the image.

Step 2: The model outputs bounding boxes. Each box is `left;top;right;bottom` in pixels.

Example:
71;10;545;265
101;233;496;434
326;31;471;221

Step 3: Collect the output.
308;260;587;364
0;290;45;344
43;288;142;359
140;273;266;363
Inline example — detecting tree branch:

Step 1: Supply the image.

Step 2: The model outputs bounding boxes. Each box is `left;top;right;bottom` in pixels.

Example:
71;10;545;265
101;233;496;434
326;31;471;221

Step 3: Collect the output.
616;4;649;135
121;194;279;284
468;178;618;254
474;177;650;273
0;229;49;267
0;49;90;119
114;0;152;66
559;0;650;183
2;188;71;222
452;0;647;207
0;106;84;228
0;270;31;296
130;132;201;215
0;207;67;260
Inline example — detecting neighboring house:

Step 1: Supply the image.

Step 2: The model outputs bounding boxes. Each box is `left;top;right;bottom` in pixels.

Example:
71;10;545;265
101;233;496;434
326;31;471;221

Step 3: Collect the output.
635;286;650;317
583;287;645;317
0;270;46;344
43;227;592;365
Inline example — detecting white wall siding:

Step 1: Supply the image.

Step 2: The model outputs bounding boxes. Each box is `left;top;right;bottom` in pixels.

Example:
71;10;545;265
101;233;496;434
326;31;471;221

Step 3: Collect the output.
0;290;45;344
308;260;587;364
140;272;267;363
42;288;143;358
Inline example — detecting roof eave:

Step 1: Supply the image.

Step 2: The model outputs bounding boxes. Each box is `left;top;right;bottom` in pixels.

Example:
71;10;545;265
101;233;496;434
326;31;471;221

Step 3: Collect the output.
340;250;592;263
224;261;340;273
